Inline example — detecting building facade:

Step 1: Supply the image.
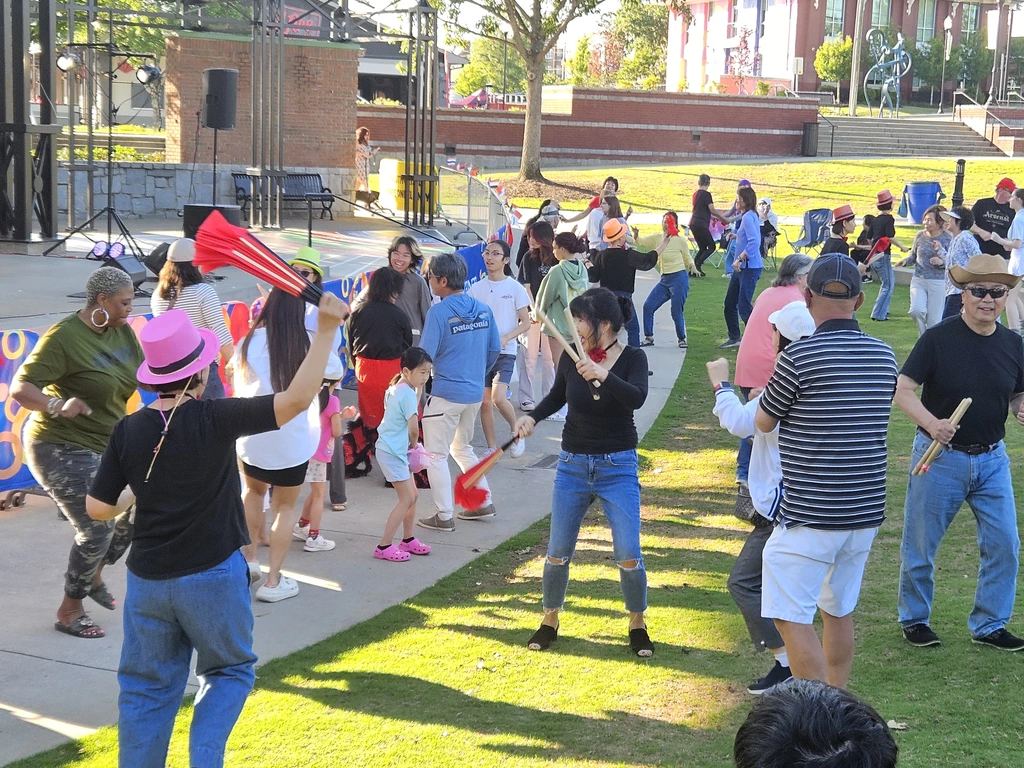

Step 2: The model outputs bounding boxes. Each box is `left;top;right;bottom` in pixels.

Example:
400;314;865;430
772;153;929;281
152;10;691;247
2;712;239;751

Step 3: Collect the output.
667;0;1003;95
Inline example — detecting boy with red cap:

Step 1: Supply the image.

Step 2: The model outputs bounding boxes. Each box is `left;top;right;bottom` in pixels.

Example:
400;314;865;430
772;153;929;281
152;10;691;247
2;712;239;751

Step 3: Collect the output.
971;177;1016;259
868;190;909;322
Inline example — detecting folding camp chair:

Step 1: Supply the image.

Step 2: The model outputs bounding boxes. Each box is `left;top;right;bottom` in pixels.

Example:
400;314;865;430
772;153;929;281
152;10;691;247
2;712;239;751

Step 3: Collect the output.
783;208;832;254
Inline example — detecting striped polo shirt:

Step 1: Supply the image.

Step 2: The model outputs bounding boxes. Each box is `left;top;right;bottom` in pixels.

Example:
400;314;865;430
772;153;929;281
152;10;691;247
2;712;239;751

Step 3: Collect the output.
759;318;898;530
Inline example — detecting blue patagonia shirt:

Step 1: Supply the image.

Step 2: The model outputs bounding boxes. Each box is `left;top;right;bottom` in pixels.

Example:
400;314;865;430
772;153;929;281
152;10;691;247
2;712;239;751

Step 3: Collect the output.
420;293;501;404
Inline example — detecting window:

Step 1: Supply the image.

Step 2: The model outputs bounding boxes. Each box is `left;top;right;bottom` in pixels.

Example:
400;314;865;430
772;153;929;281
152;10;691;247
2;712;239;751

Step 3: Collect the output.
871;0;891;29
825;0;844;39
961;4;980;43
917;0;936;42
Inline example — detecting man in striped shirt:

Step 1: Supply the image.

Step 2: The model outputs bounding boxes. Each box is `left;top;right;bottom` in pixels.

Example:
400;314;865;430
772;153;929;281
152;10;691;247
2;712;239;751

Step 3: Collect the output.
755;254;898;687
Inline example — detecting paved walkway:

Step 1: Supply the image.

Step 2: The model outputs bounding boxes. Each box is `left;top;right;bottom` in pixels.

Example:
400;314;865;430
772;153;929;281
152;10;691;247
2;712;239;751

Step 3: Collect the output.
0;223;685;766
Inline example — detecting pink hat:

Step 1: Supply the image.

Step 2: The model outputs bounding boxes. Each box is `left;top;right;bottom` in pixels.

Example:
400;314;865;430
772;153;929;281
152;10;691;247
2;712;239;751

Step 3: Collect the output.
832;204;855;223
137;309;220;385
876;189;894;208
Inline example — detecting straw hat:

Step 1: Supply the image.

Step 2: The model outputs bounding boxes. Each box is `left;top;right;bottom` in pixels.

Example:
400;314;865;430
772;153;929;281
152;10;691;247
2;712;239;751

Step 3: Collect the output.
289;245;324;277
949;253;1022;289
136;310;219;385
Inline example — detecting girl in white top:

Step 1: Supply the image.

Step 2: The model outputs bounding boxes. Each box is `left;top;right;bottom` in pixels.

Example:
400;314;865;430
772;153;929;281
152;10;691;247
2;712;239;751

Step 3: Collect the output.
234;288;322;603
150;238;234;398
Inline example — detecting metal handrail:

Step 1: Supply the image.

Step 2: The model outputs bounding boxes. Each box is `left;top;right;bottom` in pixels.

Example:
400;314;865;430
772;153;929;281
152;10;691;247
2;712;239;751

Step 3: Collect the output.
817;111;837;157
304;195;457;248
951;89;1011;145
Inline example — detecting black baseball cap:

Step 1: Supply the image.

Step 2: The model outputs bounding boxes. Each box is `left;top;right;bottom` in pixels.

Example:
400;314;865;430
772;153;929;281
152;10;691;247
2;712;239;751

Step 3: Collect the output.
807;254;862;299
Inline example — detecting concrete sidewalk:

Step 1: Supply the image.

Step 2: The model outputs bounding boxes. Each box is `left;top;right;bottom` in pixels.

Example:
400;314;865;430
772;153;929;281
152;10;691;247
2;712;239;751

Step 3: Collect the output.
0;265;685;766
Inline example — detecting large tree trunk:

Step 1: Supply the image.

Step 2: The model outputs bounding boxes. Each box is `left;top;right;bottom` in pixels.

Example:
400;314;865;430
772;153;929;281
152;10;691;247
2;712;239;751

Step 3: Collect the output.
518;58;545;182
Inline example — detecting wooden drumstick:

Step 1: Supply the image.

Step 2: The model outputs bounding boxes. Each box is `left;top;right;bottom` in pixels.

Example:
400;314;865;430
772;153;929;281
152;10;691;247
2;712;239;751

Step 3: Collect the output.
912;397;972;476
532;304;578;362
564;306;601;400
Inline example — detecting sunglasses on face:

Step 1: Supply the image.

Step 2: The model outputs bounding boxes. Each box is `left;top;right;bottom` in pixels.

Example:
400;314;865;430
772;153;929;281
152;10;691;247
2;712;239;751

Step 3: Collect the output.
967;286;1009;299
295;269;315;280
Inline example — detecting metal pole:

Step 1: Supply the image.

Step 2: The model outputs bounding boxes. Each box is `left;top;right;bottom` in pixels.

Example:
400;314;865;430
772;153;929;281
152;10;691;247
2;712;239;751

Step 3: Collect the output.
1001;6;1014;102
952;158;966;208
848;0;868;115
106;11;114;244
403;11;412;224
502;34;507;102
986;6;1000;106
212;127;218;204
86;3;95;221
428;8;437;226
67;3;77;228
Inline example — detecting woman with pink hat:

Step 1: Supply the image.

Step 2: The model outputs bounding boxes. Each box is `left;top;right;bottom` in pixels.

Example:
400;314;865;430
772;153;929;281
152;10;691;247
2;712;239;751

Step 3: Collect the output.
867;189;909;321
84;294;348;768
820;205;857;257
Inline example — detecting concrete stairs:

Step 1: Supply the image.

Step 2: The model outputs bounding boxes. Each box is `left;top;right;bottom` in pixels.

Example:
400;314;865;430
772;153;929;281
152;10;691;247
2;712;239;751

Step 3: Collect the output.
819;116;1006;157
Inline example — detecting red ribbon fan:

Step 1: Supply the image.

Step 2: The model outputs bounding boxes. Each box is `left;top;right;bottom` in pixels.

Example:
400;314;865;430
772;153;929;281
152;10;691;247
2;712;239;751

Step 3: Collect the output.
194;211;323;306
865;237;890;265
454;437;515;511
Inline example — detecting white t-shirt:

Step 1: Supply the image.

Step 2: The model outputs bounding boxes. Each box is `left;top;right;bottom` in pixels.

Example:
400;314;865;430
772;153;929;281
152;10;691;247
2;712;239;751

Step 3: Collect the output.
467;276;530;356
234;329;319;470
1008;209;1024;277
586;207;605;247
303;304;344;378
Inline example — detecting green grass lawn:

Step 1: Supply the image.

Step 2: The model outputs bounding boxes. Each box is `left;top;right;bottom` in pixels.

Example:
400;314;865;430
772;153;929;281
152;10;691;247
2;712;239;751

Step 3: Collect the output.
14;276;1024;767
496;158;1012;221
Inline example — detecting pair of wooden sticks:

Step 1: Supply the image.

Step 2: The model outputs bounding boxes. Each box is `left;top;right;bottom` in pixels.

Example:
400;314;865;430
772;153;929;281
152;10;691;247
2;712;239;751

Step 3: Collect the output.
911;397;972;476
530;303;601;400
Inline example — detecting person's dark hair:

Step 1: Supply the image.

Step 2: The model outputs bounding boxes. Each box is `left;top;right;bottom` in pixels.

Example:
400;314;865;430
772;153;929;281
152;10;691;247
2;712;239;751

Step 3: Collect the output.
922;204;946;226
734;679;898;768
486;239;514;275
602;176;619;191
318;378;340;414
528;220;557;267
390;346;434;386
878;200;893;212
156;260;206;302
570;287;632;338
554;231;587;254
524;199;554;230
140;371;205;395
831;220;847;236
428;251;468;291
603;195;624;220
698;173;711;187
861;214;875;232
772;253;813;287
737;187;757;213
367;266;403;303
388;235;424;270
357;126;369;144
237;288;310;394
952;205;974;231
1014;188;1024;204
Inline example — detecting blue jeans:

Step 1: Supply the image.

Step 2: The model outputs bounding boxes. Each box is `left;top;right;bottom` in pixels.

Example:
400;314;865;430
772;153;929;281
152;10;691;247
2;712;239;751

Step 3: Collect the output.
736;387;752;483
724;267;762;341
118;551;256;768
612;290;641;347
544;450;647;613
642;270;689;341
203;361;226;400
898;432;1019;638
870;254;894;320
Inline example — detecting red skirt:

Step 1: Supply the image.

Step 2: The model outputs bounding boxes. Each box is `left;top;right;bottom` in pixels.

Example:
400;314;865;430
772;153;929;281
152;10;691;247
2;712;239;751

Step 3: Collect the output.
355;356;401;430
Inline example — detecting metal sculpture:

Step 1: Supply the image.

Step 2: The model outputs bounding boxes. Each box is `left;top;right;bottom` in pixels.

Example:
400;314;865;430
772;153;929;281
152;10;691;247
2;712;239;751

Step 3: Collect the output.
863;29;913;118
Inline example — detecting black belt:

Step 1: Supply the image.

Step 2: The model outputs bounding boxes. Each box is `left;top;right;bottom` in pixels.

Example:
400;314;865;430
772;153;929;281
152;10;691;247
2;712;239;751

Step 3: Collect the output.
918;429;997;455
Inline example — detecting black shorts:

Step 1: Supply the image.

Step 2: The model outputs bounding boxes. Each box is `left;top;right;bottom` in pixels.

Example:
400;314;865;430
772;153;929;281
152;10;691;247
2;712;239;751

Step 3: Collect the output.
241;460;309;487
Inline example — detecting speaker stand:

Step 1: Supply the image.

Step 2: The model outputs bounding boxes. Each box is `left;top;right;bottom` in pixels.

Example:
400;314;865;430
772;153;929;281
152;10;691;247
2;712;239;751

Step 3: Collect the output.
43;207;147;265
212;128;219;205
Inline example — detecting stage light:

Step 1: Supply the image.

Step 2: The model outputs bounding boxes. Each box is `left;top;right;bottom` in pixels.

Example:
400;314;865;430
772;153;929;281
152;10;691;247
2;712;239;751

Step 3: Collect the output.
108;242;125;259
92;241;108;258
136;64;162;86
56;51;83;72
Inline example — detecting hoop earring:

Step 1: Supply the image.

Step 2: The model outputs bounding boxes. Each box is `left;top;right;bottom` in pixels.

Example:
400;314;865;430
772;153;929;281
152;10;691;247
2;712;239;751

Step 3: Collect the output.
91;307;110;329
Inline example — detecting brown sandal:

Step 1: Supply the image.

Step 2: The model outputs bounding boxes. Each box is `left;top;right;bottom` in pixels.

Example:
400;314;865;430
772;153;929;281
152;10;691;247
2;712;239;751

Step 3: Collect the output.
54;614;105;639
88;582;117;610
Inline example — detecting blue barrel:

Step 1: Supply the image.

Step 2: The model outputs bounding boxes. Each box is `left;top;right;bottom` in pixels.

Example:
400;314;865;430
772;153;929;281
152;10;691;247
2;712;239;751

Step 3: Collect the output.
903;181;945;225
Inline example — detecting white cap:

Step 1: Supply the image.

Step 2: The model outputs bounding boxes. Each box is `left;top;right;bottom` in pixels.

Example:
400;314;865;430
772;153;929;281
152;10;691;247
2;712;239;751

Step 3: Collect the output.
167;238;196;263
768;300;815;342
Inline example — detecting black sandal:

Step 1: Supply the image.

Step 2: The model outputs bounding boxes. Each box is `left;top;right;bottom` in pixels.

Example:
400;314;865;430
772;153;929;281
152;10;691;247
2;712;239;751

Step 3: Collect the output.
629;627;654;658
88;582;117;610
527;623;558;651
54;614;105;639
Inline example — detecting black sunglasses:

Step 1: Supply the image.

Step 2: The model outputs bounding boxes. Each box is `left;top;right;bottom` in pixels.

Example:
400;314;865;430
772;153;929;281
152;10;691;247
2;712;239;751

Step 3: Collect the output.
295;269;315;280
967;286;1009;299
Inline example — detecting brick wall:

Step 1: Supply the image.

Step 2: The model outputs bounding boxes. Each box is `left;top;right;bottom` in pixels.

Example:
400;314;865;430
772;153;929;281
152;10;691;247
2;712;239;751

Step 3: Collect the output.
165;32;359;170
358;86;819;169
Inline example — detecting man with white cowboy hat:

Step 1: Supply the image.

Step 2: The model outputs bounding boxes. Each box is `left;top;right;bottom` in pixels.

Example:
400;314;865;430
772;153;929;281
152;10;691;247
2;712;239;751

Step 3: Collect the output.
895;253;1024;652
85;294;349;767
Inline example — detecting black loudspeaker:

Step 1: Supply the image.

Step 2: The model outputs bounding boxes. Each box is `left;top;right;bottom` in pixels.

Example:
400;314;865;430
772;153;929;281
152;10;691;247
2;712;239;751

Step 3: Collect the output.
183;203;243;239
145;242;170;277
201;68;239;131
104;254;147;289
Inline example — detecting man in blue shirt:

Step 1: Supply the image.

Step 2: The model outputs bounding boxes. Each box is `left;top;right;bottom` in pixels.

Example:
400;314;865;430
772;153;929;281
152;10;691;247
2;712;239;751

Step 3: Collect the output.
418;252;501;531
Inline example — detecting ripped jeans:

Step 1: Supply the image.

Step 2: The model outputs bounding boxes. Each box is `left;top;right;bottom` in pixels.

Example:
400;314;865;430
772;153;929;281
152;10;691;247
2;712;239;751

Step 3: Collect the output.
543;450;647;614
25;437;133;600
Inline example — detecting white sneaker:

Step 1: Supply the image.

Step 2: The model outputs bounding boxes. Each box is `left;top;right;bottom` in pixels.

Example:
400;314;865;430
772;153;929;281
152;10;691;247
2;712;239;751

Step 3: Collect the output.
304;534;336;552
510;438;526;458
256;576;299;603
548;411;566;422
292;522;310;541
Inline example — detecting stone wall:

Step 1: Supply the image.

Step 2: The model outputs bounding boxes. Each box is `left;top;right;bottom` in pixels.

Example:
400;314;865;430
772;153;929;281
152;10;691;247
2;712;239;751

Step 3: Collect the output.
58;162;355;220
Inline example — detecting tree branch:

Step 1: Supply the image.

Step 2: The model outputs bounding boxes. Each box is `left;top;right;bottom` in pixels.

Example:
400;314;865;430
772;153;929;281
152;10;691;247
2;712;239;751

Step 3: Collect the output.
542;0;586;57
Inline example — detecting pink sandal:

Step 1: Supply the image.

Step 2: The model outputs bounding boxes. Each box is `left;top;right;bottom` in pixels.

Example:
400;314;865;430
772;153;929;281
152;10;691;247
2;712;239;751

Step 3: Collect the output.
374;544;410;562
399;537;432;556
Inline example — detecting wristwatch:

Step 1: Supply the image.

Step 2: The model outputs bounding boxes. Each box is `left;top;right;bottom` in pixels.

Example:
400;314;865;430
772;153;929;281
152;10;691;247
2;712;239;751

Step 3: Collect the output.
713;380;732;393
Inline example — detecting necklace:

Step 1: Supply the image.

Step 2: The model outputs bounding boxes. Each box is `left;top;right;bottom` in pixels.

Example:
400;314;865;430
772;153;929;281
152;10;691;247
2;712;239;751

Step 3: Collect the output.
588;339;618;363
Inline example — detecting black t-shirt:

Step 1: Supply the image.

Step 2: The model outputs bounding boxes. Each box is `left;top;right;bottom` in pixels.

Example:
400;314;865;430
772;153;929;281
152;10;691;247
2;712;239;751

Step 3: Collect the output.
531;345;649;454
348;301;413;360
519;256;552;297
90;395;280;579
972;197;1013;258
691;189;714;228
820;235;850;257
586;247;658;294
869;213;897;255
901;316;1024;446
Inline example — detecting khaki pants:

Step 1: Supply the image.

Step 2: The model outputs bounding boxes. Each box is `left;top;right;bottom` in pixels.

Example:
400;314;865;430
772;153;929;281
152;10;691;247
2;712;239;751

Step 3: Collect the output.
422;395;489;516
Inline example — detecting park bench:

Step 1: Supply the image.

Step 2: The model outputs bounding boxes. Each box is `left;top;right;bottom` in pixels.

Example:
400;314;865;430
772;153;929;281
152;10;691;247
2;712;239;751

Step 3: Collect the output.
232;172;335;220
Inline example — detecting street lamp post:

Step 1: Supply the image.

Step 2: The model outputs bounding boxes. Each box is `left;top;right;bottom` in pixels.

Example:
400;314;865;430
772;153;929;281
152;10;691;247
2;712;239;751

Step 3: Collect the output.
985;5;1002;106
938;14;953;114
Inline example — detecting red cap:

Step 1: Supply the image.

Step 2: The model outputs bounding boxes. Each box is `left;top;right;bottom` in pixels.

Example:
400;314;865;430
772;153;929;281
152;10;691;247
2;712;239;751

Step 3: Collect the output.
997;177;1016;192
876;189;894;208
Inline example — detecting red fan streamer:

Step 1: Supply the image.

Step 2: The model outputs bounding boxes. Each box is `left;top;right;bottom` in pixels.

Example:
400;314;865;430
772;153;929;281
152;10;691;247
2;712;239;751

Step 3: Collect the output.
454;437;515;510
865;237;890;265
194;211;323;306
